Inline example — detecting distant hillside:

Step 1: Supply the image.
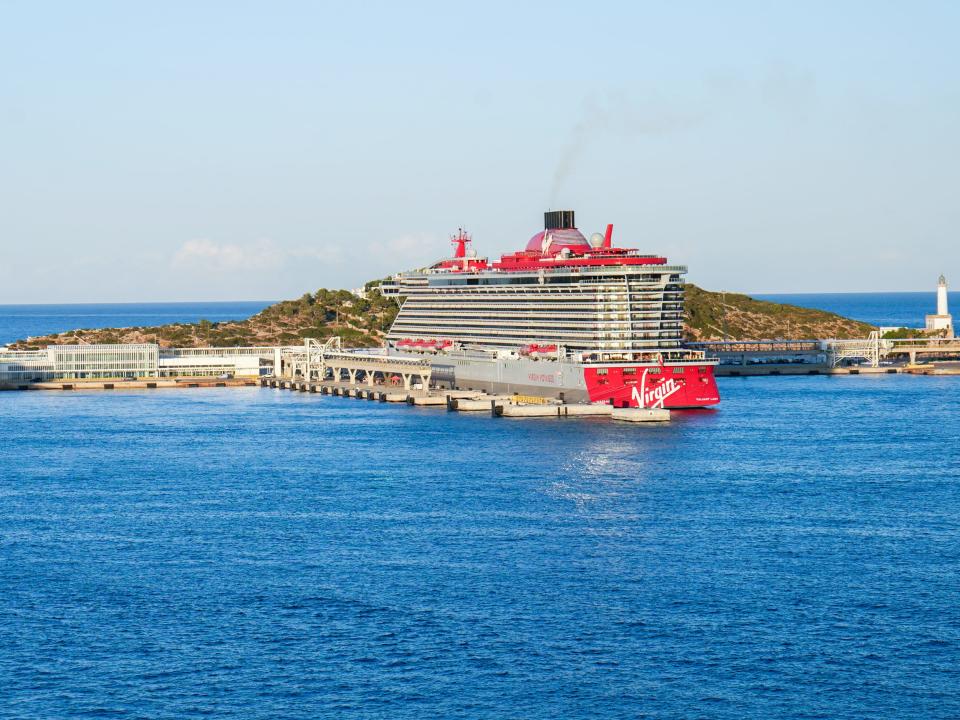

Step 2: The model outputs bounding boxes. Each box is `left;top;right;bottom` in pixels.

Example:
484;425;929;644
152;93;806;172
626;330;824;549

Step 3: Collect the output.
683;284;875;341
10;281;400;350
10;281;875;350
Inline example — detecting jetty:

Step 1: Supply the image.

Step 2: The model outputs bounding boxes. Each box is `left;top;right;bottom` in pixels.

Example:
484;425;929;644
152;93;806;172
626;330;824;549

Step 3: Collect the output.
259;376;669;422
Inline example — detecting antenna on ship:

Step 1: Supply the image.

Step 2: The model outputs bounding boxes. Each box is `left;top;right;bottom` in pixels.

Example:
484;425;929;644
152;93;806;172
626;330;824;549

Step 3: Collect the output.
451;228;471;259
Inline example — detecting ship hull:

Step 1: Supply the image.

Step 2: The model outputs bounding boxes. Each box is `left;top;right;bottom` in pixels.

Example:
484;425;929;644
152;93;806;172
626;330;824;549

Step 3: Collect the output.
394;352;719;409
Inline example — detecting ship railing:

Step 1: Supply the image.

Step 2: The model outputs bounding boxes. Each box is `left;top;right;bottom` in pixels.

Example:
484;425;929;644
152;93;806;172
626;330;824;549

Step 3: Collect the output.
423;282;676;294
397;335;686;347
573;349;707;364
391;321;685;335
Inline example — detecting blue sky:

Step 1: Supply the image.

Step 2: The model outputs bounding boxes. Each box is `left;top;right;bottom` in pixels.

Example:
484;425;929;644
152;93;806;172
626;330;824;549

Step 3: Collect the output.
2;1;958;302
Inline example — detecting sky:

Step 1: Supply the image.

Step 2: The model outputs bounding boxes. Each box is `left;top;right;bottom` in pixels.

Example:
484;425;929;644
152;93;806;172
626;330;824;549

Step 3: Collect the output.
1;1;958;302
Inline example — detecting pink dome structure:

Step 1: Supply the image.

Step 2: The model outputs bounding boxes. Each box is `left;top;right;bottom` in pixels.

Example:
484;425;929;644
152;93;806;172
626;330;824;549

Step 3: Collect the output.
525;228;591;255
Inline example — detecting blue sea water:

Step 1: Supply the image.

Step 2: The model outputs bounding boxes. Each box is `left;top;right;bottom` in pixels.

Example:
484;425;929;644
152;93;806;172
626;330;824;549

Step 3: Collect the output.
3;379;959;719
3;298;960;718
757;291;957;329
0;301;274;346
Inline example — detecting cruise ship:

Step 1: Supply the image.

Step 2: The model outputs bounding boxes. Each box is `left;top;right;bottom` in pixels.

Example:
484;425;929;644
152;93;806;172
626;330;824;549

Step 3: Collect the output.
378;211;720;409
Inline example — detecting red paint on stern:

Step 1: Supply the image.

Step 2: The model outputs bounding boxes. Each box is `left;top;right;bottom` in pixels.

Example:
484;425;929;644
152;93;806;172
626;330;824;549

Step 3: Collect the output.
583;364;720;409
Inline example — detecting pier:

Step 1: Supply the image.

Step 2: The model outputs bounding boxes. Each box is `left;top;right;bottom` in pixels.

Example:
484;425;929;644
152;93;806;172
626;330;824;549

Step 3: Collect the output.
258;376;670;422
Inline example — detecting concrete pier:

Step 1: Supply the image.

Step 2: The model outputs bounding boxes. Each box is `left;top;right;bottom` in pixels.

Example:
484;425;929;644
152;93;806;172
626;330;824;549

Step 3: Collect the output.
410;395;447;406
498;403;615;418
449;396;508;411
611;407;671;423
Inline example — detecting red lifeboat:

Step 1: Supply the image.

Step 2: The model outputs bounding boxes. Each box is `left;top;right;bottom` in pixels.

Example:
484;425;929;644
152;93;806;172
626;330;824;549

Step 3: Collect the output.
525;343;558;358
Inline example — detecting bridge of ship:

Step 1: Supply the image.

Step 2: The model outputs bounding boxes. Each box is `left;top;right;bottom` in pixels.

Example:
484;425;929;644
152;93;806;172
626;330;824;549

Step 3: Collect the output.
281;338;432;390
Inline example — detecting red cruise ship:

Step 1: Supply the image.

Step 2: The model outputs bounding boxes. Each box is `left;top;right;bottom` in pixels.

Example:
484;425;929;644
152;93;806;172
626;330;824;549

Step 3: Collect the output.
378;210;720;409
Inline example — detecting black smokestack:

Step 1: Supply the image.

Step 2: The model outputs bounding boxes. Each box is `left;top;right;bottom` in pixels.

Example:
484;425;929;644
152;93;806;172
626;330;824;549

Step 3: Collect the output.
544;210;575;230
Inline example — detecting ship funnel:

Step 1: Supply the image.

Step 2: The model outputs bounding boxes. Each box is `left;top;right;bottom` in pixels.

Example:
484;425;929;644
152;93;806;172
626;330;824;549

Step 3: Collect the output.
544;210;575;230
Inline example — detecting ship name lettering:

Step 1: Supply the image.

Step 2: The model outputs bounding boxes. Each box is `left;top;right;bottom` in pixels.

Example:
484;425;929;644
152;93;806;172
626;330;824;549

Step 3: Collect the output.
528;373;556;384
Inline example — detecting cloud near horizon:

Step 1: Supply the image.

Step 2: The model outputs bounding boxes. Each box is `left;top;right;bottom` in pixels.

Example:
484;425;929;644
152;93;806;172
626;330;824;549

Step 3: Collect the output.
165;234;438;292
172;239;283;272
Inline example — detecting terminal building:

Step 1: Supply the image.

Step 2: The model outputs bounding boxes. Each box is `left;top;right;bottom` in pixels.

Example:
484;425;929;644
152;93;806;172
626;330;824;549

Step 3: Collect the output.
0;344;269;383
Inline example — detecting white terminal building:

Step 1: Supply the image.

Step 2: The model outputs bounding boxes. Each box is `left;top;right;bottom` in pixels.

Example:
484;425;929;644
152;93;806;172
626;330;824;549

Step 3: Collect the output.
925;274;953;336
0;344;269;383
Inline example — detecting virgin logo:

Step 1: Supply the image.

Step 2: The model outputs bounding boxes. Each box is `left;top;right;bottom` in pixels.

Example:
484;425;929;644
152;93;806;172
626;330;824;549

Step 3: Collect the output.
631;369;682;408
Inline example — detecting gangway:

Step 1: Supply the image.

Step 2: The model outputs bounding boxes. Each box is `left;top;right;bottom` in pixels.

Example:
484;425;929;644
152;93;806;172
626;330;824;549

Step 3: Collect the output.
824;332;885;368
282;338;433;391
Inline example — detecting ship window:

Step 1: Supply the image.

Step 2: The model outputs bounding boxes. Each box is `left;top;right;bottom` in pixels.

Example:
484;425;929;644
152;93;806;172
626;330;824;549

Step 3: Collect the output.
673;367;684;374
698;367;707;374
623;368;636;375
596;369;608;376
648;367;661;374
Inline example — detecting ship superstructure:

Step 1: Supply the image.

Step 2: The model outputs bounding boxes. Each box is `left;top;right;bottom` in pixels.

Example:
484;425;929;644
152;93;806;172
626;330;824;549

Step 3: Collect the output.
378;211;719;409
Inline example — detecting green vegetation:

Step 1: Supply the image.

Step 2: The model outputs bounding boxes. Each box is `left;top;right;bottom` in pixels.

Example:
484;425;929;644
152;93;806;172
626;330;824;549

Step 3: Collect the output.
683;284;875;341
11;285;401;350
881;327;946;340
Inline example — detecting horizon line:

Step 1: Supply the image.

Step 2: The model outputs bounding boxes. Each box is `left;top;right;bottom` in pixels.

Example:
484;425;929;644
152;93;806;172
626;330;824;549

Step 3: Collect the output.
0;288;949;306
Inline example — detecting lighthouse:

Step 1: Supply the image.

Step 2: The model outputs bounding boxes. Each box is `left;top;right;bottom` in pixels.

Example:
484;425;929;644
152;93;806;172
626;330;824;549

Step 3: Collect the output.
926;275;953;336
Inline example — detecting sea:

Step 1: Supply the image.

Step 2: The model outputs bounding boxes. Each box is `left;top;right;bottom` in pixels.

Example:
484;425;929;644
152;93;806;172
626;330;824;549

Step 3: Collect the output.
0;301;274;347
754;291;959;329
2;295;959;719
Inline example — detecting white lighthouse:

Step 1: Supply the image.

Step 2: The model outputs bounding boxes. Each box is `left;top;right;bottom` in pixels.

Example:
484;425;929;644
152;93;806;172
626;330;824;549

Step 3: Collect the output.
926;275;953;336
938;274;949;316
